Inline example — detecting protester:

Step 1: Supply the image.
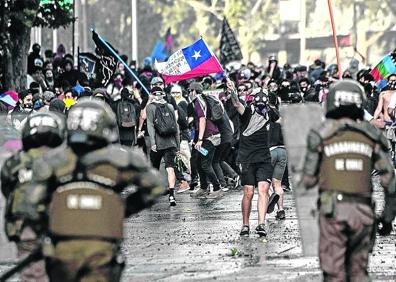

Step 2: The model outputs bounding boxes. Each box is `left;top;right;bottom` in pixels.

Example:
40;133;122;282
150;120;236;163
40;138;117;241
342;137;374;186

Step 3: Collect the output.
189;82;223;199
114;88;140;146
228;79;279;237
146;86;179;206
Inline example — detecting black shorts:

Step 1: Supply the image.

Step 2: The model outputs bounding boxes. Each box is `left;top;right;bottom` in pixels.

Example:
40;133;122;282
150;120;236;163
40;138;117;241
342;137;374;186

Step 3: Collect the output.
150;148;177;169
241;162;273;186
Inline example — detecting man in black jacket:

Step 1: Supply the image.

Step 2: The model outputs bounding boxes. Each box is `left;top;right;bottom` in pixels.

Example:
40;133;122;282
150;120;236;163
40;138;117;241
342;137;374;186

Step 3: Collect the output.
229;79;279;237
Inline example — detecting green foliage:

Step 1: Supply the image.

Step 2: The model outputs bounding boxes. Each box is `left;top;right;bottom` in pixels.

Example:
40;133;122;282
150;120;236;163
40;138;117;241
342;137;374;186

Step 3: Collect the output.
35;0;75;28
230;247;239;257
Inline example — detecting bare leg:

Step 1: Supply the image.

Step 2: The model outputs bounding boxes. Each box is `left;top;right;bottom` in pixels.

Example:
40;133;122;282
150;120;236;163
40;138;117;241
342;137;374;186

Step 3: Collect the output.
272;178;284;210
242;185;254;226
166;167;176;189
257;181;270;224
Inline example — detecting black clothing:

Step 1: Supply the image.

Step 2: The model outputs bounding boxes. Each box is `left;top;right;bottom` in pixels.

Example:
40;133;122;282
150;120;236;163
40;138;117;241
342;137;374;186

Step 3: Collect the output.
237;107;279;164
112;98;140;146
215;112;233;144
59;70;88;87
303;88;318;102
268;122;284;147
225;98;243;143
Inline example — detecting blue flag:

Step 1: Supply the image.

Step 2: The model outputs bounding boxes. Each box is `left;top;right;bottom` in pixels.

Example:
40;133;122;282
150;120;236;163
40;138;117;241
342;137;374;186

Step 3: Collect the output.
151;40;168;61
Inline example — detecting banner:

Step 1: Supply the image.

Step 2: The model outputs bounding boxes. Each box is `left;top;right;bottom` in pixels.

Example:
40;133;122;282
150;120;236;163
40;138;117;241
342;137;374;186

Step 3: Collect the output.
219;17;243;65
156;38;224;84
92;30;118;87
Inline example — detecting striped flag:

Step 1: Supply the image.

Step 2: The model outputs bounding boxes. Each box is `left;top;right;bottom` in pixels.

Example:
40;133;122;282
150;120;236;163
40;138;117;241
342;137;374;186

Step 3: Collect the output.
370;49;396;81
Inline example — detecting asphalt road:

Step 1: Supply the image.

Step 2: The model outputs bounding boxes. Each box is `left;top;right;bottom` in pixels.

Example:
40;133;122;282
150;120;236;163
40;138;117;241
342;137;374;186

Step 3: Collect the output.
1;185;395;281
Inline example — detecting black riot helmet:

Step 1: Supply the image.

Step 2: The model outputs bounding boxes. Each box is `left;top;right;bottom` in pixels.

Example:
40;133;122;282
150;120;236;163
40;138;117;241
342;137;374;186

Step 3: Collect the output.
22;111;66;151
325;79;366;120
66;98;119;150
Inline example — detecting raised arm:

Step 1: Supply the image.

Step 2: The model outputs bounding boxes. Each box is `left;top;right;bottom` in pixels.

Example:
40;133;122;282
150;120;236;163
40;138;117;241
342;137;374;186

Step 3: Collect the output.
227;79;245;115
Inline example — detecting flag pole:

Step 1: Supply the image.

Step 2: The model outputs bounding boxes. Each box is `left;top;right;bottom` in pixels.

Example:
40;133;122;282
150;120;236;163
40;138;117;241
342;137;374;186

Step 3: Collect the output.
327;0;342;79
92;29;150;95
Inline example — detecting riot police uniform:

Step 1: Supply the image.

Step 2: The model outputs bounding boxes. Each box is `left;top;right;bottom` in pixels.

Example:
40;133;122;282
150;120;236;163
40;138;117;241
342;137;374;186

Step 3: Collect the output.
1;111;66;282
19;99;164;282
301;80;395;282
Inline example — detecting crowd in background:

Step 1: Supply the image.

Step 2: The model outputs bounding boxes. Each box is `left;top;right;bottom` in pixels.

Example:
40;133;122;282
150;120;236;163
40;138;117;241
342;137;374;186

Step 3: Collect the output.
1;42;395;215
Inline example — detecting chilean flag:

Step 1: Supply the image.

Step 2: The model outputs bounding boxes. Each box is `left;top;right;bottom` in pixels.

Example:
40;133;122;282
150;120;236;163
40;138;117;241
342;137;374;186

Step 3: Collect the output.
155;38;224;84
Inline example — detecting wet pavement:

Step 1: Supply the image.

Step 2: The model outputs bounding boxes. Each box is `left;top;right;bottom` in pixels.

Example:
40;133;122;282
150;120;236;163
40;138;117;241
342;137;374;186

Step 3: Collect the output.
1;185;395;281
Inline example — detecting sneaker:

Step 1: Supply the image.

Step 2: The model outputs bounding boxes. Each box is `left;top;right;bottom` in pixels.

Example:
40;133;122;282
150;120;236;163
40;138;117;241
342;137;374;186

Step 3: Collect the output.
276;210;286;220
190;179;200;191
221;185;229;192
240;225;250;236
190;188;207;198
169;195;177;206
282;185;292;192
205;189;224;199
232;175;240;189
177;180;190;193
255;224;267;237
267;193;280;214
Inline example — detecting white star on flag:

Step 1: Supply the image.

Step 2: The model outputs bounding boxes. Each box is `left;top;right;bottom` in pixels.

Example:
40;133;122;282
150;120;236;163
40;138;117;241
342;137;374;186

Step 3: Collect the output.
192;50;201;60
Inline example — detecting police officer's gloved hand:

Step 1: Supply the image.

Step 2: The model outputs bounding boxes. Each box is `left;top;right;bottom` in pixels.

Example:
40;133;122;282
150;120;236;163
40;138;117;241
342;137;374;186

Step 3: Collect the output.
377;217;393;236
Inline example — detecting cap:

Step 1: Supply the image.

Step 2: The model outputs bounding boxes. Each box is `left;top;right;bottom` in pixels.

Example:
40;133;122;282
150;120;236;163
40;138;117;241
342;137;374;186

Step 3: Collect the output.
188;82;203;93
150;76;164;85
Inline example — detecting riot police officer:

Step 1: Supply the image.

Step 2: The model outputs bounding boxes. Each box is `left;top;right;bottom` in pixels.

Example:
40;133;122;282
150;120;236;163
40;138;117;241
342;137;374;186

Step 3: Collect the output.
19;98;164;282
1;111;66;282
301;79;395;282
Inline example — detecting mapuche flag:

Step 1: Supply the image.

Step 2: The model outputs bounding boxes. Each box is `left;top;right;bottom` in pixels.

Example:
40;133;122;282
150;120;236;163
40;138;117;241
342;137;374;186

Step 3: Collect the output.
155;38;224;84
219;17;243;65
92;30;118;87
370;49;396;82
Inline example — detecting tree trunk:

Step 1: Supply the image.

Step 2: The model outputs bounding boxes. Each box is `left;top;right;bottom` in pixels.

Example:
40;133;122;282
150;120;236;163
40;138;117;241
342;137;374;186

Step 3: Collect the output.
7;27;31;91
2;0;39;91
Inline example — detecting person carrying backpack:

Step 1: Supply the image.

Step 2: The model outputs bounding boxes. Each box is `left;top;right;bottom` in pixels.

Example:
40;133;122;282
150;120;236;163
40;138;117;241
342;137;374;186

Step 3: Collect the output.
115;88;140;146
189;82;222;199
170;84;191;193
146;86;180;206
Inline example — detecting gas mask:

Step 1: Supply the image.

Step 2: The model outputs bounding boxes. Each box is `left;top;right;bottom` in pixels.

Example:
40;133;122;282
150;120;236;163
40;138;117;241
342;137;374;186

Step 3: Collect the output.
253;92;269;116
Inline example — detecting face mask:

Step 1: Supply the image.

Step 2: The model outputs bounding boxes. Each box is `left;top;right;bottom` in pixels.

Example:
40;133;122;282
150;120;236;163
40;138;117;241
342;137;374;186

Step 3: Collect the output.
253;95;268;115
23;103;33;109
388;80;396;90
114;79;123;88
301;87;308;93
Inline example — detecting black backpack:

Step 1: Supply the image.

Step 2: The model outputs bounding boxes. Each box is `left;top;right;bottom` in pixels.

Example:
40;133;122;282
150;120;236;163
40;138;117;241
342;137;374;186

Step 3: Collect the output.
117;100;136;128
154;104;178;136
202;95;224;121
177;106;189;130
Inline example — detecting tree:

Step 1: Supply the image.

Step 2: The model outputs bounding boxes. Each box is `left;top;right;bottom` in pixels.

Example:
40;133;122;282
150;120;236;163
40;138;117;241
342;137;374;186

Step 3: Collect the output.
0;0;74;91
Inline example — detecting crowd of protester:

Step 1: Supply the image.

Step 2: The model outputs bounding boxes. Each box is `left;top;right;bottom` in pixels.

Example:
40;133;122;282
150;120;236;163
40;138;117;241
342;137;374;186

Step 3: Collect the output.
1;42;395;237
